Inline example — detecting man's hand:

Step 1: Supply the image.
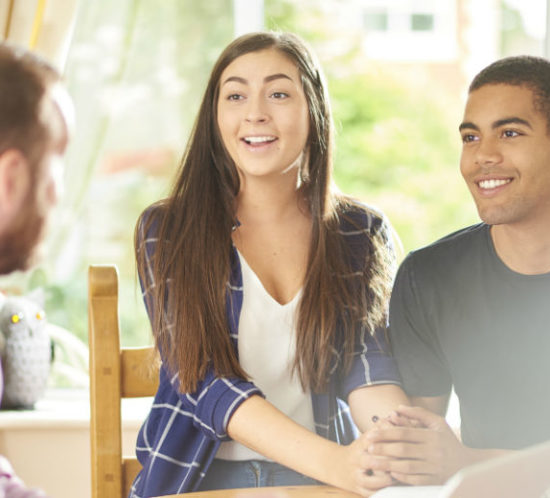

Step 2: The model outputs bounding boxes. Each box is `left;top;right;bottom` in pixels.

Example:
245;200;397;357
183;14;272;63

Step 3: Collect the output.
364;405;474;485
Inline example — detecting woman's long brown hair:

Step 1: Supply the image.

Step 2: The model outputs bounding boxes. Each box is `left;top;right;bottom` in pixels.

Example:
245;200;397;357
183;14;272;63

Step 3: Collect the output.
135;32;394;393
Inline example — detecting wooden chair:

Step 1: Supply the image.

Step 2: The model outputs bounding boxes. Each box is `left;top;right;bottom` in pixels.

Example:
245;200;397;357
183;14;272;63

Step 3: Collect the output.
88;264;159;498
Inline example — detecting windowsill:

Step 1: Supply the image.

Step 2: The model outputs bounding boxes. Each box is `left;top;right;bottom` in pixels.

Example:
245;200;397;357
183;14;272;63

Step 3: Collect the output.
0;387;152;429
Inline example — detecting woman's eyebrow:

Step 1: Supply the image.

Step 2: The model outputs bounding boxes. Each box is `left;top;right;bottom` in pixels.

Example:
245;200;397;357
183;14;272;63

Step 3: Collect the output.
221;76;247;86
264;73;292;83
221;73;293;86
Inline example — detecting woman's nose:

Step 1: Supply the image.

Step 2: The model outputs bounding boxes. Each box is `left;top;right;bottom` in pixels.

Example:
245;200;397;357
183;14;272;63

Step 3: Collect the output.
245;96;268;123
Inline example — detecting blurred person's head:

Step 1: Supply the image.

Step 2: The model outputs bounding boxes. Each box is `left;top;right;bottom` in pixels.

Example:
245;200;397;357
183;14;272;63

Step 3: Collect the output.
0;42;73;274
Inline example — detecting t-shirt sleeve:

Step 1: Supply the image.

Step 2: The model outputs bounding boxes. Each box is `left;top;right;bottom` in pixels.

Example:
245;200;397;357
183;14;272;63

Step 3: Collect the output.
388;253;452;397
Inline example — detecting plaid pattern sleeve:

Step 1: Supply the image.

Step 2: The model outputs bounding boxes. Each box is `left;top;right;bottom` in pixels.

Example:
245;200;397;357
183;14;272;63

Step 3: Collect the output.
312;205;401;446
338;206;402;400
129;203;401;497
130;209;263;498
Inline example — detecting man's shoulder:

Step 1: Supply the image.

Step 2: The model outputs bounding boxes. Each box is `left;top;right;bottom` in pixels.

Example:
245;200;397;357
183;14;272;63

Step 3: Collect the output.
413;222;486;255
424;222;486;249
405;223;488;271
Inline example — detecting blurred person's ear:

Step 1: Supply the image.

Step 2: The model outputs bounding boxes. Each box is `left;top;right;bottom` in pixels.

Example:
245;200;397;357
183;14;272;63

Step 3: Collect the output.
0;149;31;232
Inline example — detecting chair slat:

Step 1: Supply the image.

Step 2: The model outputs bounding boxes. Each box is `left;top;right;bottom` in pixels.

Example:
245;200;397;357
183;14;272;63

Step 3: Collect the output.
121;347;159;398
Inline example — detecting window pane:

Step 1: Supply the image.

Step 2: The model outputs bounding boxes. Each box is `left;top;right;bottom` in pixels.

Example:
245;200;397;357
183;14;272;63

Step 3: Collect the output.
364;11;388;31
411;13;434;31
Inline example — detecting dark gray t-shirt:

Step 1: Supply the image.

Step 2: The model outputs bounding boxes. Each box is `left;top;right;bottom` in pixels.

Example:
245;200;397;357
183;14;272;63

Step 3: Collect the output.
389;223;550;450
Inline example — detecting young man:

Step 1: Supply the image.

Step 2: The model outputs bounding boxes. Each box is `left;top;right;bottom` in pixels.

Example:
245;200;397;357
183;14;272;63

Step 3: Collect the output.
366;55;550;485
0;42;73;497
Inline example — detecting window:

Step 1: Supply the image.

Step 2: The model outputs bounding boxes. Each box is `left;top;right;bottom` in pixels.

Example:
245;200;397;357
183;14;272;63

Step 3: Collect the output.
359;0;457;61
411;13;434;31
364;10;388;31
10;0;546;387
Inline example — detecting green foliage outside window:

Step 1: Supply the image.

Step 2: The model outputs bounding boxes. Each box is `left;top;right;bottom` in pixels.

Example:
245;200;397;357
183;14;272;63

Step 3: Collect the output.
329;73;478;256
265;0;478;256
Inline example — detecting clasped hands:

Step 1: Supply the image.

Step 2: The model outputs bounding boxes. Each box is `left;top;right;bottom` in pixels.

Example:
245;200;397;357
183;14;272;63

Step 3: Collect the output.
350;405;473;495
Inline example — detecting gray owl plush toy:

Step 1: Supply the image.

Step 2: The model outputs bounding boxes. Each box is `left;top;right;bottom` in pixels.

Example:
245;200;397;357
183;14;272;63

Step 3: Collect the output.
0;290;51;409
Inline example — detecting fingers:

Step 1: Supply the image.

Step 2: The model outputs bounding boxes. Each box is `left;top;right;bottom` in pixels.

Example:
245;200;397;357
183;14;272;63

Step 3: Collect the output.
361;441;445;486
346;433;396;495
368;454;439;475
343;445;394;497
390;471;442;486
367;440;427;460
367;426;433;446
386;411;424;428
354;467;394;497
393;405;446;430
370;409;425;430
359;413;453;490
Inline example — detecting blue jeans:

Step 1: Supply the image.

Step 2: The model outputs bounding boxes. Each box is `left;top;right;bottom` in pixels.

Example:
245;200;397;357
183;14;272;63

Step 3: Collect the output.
198;459;319;490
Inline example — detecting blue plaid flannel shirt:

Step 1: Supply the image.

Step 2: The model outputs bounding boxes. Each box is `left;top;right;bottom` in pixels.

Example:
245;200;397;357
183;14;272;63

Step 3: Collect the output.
129;203;402;498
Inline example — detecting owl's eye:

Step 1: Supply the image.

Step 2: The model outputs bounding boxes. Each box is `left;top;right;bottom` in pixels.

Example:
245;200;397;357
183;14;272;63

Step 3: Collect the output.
36;311;45;320
10;313;23;324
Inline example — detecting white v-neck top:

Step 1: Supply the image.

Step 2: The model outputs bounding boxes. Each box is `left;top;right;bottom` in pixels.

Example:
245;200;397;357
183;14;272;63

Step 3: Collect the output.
216;250;315;461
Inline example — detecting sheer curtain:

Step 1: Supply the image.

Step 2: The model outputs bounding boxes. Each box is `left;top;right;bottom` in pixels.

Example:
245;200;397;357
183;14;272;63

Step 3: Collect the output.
39;1;235;357
0;0;235;375
0;0;79;70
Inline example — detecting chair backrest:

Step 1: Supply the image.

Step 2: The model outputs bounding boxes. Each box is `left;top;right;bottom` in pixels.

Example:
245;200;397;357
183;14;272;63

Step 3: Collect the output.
88;264;159;498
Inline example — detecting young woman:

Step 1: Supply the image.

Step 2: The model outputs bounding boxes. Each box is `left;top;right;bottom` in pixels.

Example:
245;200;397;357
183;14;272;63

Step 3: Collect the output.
131;31;409;498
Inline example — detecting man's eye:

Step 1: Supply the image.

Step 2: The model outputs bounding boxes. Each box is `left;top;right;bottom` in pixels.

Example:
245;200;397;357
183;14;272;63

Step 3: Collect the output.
502;129;519;138
461;134;477;143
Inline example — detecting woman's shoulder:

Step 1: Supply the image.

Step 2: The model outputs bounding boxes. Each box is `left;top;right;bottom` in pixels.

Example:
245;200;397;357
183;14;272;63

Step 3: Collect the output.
136;200;168;237
139;200;167;225
335;197;387;236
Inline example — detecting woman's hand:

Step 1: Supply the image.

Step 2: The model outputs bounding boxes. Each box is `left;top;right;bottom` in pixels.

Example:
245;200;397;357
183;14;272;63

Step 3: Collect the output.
228;396;398;497
329;432;395;497
364;405;475;485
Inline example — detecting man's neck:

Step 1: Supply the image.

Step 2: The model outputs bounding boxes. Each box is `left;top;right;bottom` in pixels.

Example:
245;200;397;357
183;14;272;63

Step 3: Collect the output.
491;222;550;275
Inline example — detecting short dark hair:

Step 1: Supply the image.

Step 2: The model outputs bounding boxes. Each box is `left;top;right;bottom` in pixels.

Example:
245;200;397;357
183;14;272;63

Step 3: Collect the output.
469;55;550;128
0;42;61;171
